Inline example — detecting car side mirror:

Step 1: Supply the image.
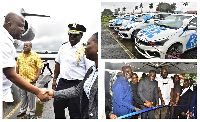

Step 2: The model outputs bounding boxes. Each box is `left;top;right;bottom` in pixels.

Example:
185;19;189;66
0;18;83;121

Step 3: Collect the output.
188;25;197;30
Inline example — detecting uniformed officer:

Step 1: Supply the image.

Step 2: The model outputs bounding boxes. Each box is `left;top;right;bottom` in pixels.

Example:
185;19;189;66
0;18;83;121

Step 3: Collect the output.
52;23;94;119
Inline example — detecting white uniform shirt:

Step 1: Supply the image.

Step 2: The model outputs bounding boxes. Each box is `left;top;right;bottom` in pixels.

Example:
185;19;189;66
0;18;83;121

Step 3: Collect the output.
55;41;94;80
2;28;16;102
156;77;174;105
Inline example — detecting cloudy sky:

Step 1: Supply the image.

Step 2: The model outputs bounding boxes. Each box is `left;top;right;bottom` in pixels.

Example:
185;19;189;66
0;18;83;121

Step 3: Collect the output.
101;1;197;13
1;0;198;53
1;0;99;53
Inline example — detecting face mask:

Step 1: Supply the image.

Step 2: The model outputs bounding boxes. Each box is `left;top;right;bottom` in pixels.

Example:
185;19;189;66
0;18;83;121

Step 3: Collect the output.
13;39;22;49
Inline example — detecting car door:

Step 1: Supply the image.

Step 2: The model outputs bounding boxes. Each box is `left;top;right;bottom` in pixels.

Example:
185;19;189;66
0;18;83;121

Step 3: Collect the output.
184;17;197;50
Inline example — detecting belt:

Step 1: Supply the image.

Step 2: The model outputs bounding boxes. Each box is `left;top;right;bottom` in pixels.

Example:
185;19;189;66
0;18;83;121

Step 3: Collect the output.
30;82;36;84
60;78;81;83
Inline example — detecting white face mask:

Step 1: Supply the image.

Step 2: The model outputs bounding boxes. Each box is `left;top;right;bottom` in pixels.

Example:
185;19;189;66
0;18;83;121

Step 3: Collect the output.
13;39;22;49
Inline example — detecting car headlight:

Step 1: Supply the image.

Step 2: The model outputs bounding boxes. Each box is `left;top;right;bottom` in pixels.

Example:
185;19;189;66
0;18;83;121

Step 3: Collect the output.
148;38;169;46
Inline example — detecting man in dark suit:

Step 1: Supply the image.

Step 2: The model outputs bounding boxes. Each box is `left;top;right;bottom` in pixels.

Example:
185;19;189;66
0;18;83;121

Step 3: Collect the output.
174;79;193;119
137;70;159;119
130;73;145;119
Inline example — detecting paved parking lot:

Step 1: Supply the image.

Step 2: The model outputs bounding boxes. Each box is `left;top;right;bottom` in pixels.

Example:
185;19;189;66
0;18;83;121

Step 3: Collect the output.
101;23;134;59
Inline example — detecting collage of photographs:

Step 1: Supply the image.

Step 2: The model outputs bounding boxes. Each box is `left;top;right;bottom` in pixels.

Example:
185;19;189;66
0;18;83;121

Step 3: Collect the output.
1;0;198;120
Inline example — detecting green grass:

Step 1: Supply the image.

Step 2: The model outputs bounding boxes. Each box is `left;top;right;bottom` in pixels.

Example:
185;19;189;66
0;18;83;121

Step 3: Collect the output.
101;16;115;27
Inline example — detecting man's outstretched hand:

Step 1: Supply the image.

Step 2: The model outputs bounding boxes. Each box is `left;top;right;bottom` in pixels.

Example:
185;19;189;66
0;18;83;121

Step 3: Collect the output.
45;90;54;99
36;89;51;102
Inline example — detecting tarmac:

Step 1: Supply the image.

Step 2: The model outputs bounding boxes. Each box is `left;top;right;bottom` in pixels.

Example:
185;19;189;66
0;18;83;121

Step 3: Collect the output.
101;23;135;59
3;60;70;119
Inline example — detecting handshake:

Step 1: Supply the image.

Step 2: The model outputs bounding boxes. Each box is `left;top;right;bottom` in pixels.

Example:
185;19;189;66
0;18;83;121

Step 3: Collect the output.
36;89;54;102
35;79;58;102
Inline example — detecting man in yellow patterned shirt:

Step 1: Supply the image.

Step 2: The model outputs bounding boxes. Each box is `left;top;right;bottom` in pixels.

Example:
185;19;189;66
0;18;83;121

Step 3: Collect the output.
16;41;43;119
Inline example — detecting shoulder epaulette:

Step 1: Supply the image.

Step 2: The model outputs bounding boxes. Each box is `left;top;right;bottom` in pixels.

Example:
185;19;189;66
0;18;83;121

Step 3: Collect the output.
62;42;68;45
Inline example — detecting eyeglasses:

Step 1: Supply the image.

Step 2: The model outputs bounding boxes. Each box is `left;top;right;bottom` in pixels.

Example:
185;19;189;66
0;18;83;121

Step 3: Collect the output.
68;33;80;38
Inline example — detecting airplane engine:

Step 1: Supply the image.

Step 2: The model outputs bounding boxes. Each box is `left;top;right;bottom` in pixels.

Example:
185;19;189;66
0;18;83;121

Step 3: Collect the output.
20;20;35;41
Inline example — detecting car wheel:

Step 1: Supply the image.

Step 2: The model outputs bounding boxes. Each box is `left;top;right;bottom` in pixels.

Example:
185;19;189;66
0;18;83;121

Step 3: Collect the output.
117;36;123;41
165;43;183;59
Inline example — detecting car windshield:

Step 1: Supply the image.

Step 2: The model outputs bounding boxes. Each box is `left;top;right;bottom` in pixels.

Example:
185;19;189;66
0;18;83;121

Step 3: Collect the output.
157;15;192;28
135;14;150;22
124;17;131;20
153;14;160;19
152;14;171;19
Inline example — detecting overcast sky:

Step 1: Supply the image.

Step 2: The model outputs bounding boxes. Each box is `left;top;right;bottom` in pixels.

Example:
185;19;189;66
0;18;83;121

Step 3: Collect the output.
101;1;197;13
1;0;99;53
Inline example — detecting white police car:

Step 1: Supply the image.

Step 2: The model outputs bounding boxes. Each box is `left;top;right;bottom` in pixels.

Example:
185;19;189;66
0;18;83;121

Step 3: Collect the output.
113;15;134;31
135;14;197;59
108;15;123;28
118;13;155;40
118;13;171;40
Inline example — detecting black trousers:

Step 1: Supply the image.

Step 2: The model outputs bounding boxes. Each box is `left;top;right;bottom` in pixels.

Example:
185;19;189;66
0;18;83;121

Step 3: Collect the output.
174;106;187;119
41;63;53;74
53;78;81;119
141;105;154;119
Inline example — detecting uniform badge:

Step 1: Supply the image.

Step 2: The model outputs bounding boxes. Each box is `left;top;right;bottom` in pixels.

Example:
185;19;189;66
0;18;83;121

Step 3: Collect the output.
72;23;77;28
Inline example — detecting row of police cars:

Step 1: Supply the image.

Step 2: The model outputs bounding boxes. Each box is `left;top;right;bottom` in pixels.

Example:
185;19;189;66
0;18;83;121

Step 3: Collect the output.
108;13;197;59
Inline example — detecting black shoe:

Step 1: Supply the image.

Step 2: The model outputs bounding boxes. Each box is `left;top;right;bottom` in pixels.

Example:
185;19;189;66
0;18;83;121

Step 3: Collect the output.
40;73;43;75
24;114;35;119
17;112;26;117
30;115;35;119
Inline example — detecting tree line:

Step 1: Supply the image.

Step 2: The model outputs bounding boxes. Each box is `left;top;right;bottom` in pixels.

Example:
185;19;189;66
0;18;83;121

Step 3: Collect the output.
102;2;190;16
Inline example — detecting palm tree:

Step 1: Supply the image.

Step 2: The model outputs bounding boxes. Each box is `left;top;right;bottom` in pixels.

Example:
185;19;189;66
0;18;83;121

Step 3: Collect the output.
135;6;138;10
118;8;120;12
183;2;189;6
183;2;189;13
149;3;153;12
139;3;143;13
122;7;126;14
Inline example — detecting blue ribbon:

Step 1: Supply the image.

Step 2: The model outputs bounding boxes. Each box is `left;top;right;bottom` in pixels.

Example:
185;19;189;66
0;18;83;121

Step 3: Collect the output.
118;105;186;119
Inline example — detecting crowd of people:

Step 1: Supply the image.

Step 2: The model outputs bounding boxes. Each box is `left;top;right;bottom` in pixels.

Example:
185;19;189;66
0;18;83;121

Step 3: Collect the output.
2;12;98;119
108;66;197;119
